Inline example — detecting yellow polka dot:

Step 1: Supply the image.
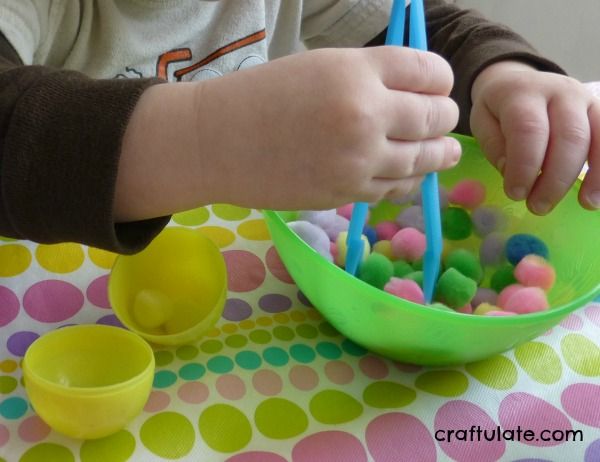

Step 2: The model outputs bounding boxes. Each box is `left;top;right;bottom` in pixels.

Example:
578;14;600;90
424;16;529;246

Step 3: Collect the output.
221;323;238;334
256;316;273;327
0;360;18;373
274;313;289;324
307;309;323;320
88;247;117;269
290;310;306;322
239;320;255;330
205;327;221;338
173;207;210;226
0;244;32;277
197;226;235;248
211;204;251;221
36;243;84;273
237;219;271;241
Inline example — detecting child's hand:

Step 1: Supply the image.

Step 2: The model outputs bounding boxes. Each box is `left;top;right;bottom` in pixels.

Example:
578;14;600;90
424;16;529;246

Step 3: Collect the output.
195;47;460;210
470;61;600;214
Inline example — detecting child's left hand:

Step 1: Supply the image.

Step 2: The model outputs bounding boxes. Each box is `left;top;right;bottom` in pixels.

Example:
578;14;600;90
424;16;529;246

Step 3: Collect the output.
469;60;600;214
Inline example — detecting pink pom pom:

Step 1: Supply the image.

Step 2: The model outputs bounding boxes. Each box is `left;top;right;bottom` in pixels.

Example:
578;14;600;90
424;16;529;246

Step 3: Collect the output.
384;278;425;304
504;286;549;314
390;227;426;262
514;255;556;291
375;221;401;241
456;303;473;314
497;283;524;308
448;179;486;209
485;310;518;316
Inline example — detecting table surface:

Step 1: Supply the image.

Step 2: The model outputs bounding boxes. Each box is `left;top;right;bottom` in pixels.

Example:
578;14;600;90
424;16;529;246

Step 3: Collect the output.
0;205;599;462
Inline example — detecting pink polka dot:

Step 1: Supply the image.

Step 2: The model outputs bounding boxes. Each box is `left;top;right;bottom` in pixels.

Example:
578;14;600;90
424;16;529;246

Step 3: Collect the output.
216;374;246;400
252;369;282;396
359;356;389;380
324;361;354;385
585;303;600;328
0;286;19;327
143;391;171;412
366;413;436;462
393;362;423;373
18;415;50;443
435;401;505;462
560;314;583;331
289;365;319;391
23;280;84;323
227;452;287;462
177;382;209;404
223;250;266;292
499;393;572;447
86;274;111;309
561;383;600;428
0;424;9;447
266;246;294;284
293;431;367;462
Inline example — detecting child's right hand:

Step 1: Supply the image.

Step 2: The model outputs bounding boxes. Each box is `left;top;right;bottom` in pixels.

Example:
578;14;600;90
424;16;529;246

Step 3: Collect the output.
194;46;460;210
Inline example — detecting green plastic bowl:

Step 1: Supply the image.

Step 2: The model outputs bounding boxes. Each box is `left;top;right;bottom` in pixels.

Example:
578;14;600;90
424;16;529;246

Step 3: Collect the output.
263;134;600;366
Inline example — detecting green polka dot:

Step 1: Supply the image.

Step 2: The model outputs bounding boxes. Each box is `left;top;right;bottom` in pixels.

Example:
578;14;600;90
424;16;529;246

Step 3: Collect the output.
289;344;316;363
212;204;251;221
154;350;174;367
561;334;600;376
226;334;248;349
263;347;289;367
363;381;416;408
273;326;295;341
199;404;252;453
515;342;562;384
415;370;469;397
255;398;308;439
235;351;262;370
0;396;28;419
0;376;17;394
466;355;518;390
140;412;195;459
341;339;367;356
309;390;363;424
172;207;210;226
318;321;340;337
176;345;199;360
200;339;223;354
80;430;135;462
296;324;318;339
207;356;234;374
153;370;177;389
249;329;272;344
316;342;342;360
178;363;206;381
20;443;74;462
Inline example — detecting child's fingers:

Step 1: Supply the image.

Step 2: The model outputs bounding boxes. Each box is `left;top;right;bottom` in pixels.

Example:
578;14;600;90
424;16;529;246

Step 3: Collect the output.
470;101;506;173
579;101;600;209
527;97;590;214
371;176;425;202
500;94;550;201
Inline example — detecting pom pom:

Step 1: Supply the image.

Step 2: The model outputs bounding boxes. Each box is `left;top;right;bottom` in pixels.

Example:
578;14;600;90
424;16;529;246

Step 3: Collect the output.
396;206;424;231
435;268;477;308
133;289;174;329
358;253;394;289
456;303;473;314
392;260;413;278
363;225;378;247
497;283;525;308
505;233;549;265
411;186;449;210
514;255;556;291
337;203;371;221
375;221;401;241
448;179;486;209
441;207;472;240
404;271;424;286
472;288;499;307
504;286;549;314
391;227;426;262
335;231;370;267
479;232;507;267
298;209;337;229
322;214;349;241
485;310;517;317
384;278;425;304
473;302;499;315
471;206;506;237
372;240;394;259
490;263;517;293
288;220;333;262
444;248;483;283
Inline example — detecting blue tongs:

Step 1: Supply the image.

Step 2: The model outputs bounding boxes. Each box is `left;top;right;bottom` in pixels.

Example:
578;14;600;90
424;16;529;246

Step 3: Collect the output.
345;0;442;303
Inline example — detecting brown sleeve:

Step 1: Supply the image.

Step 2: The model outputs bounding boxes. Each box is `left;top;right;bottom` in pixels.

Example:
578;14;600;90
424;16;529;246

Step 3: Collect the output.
0;33;170;254
366;0;566;134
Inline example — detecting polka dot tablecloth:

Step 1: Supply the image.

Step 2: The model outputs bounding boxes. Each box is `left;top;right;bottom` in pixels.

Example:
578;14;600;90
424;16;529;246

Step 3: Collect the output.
1;205;599;462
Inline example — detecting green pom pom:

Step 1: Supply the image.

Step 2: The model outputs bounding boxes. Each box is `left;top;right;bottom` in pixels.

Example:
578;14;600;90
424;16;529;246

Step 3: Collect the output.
392;260;413;278
358;253;393;289
412;259;423;271
442;207;472;240
490;263;517;293
435;268;477;308
444;249;483;283
404;271;424;286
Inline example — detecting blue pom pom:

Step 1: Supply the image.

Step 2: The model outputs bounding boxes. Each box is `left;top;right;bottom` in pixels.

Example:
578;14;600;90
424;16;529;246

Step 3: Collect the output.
505;233;549;265
363;225;378;247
